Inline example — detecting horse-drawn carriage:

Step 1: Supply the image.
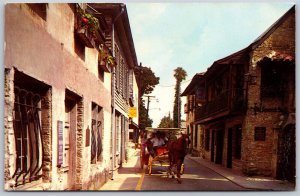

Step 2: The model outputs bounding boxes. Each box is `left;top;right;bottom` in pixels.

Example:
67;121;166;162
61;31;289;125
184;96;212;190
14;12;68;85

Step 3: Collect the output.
139;127;190;183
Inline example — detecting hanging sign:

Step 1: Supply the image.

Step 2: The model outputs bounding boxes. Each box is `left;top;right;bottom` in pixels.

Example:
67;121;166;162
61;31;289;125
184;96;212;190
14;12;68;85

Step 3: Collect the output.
128;107;137;118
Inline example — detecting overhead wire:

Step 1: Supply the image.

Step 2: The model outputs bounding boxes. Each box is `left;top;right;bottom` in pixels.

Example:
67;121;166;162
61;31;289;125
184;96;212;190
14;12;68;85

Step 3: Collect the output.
156;78;193;87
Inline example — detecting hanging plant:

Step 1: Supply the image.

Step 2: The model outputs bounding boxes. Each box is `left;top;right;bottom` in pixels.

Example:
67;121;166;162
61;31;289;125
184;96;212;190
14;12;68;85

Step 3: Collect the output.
80;12;100;38
98;44;115;67
107;55;115;67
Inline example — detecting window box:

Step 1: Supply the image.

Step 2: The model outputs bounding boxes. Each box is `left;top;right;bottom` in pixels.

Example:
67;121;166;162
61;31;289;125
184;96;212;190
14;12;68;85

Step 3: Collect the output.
76;27;95;48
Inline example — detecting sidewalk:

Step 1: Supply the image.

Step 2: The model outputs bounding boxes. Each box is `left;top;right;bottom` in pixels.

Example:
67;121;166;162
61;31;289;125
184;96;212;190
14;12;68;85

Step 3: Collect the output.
99;142;142;191
187;155;296;191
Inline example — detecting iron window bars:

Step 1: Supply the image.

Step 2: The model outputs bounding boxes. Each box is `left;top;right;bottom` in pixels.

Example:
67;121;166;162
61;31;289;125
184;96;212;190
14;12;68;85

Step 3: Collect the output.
12;87;44;186
91;104;103;163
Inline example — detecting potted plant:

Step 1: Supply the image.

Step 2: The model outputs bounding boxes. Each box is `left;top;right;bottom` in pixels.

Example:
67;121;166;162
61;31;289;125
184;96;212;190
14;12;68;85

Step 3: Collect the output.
77;11;99;48
106;55;115;67
80;12;100;38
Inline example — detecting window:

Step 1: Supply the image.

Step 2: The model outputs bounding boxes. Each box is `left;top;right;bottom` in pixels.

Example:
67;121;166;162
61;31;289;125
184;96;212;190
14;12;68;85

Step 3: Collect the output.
261;63;284;97
115;45;120;91
205;129;210;151
13;86;44;186
91;103;103;163
98;67;104;82
254;127;266;141
120;58;124;94
74;34;85;61
27;3;47;20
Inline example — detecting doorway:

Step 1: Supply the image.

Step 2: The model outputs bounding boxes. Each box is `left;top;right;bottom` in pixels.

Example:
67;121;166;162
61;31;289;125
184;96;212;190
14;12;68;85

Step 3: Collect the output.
216;129;224;164
227;128;232;168
211;130;215;162
276;124;295;182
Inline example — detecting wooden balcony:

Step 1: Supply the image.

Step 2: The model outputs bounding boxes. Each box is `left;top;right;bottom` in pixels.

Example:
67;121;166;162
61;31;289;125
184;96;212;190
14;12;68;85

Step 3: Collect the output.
195;91;229;122
195;90;246;122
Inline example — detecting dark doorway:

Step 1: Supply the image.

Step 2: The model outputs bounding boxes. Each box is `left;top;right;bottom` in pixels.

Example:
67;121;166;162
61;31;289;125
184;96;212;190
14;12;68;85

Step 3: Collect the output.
276;124;295;182
216;129;224;164
211;130;215;162
227;128;232;168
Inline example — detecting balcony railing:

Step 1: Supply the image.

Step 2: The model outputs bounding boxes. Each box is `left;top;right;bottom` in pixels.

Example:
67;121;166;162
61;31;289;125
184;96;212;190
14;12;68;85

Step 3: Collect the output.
195;91;229;121
195;89;246;122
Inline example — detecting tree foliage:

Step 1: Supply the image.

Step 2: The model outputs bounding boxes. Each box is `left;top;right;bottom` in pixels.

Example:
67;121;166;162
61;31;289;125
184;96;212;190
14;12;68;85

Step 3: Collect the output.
173;67;187;128
135;66;160;96
135;66;159;129
158;114;173;128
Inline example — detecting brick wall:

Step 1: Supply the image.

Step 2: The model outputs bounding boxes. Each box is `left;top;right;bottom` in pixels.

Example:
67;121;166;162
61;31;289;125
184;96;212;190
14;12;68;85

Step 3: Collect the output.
243;11;295;176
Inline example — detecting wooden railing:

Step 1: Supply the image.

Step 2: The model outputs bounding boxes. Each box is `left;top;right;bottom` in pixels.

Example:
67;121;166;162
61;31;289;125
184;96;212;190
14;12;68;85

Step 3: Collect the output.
195;91;229;121
195;89;246;122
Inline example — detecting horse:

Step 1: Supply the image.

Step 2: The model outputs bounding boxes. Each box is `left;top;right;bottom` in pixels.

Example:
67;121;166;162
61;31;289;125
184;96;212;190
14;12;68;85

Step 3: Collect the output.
167;133;190;184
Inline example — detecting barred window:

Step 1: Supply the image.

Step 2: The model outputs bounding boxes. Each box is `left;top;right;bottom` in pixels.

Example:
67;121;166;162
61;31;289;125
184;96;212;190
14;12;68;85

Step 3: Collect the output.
91;103;103;163
13;87;44;186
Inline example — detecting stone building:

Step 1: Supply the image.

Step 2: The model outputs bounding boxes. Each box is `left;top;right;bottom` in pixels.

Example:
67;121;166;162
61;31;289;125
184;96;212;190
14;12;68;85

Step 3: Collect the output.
4;3;138;190
182;6;295;182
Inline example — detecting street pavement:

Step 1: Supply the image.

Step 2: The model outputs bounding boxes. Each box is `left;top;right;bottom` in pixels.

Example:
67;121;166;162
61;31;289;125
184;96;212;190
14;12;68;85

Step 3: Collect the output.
99;143;296;191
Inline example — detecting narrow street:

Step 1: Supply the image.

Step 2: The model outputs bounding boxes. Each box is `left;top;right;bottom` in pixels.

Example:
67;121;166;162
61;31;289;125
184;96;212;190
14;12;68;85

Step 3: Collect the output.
138;157;246;191
100;146;294;191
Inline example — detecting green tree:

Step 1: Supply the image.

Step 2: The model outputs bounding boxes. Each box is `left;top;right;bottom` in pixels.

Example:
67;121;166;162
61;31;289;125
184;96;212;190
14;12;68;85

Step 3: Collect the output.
158;113;173;128
135;66;159;129
173;67;187;128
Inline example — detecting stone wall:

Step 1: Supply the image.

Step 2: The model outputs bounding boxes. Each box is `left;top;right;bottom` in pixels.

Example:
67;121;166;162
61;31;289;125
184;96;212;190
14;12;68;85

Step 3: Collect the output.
243;10;295;177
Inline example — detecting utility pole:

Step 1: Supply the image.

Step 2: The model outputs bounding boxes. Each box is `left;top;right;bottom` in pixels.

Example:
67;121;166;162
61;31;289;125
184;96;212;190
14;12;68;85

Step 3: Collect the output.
144;95;155;119
178;85;181;128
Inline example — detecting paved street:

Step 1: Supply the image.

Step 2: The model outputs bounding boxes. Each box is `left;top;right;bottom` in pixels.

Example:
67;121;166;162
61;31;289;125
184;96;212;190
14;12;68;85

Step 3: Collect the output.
139;157;246;191
99;145;295;191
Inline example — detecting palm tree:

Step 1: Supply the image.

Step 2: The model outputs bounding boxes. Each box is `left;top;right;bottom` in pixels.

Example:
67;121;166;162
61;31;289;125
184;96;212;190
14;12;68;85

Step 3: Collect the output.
173;67;187;128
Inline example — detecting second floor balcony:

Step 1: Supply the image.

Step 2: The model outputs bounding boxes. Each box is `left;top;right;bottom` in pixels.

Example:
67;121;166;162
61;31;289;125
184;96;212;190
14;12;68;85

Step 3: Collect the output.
195;89;246;123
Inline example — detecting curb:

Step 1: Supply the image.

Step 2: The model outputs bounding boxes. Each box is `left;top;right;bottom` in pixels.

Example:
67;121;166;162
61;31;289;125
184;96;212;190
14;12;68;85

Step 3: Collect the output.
186;156;269;191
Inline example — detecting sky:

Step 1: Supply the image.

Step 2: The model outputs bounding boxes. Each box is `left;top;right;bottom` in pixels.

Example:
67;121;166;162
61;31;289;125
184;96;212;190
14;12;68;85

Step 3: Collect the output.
126;2;294;127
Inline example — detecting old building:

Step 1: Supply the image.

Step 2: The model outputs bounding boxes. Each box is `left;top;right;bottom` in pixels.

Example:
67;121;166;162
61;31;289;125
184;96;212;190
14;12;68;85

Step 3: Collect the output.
4;3;138;190
182;73;205;156
182;6;295;181
87;3;139;171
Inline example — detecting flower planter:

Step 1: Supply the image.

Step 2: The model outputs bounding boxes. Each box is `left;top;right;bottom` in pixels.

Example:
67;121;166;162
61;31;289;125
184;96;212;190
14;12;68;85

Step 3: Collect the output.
77;27;95;48
98;59;111;72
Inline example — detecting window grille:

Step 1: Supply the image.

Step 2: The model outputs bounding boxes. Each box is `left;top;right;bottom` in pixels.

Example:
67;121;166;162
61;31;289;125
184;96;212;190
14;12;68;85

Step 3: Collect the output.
91;103;103;163
12;87;44;186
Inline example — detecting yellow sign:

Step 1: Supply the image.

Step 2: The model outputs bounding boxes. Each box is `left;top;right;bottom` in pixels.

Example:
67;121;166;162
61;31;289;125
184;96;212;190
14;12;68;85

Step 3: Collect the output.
128;107;137;118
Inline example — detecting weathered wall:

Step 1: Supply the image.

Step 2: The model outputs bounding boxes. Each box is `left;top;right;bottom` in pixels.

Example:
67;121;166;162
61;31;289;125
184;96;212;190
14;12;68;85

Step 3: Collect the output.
4;3;112;190
243;11;295;176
